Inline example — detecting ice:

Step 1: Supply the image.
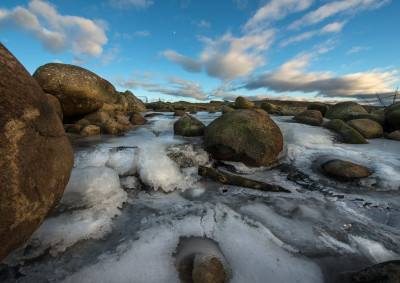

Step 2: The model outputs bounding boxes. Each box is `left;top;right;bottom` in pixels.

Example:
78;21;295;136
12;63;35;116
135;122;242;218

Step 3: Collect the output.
350;235;398;263
120;176;139;189
13;167;127;257
105;148;137;176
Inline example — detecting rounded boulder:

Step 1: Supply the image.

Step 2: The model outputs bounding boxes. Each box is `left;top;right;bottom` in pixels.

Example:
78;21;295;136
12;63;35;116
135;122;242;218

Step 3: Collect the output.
205;109;283;166
385;101;400;130
325;101;367;120
33;63;119;117
347;119;383;139
174;113;206;137
293;110;323;126
235;96;254;109
0;44;74;260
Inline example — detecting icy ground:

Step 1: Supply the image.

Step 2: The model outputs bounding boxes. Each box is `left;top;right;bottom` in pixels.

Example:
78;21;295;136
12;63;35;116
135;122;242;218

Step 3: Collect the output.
1;112;400;282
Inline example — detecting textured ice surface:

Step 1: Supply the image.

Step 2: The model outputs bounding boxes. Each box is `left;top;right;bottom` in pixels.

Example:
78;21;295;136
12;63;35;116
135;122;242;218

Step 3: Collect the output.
2;112;399;283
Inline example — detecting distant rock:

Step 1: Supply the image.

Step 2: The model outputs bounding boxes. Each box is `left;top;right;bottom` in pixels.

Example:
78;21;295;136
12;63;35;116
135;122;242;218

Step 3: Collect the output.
221;105;235;114
45;93;63;122
205;109;283;166
207;107;217;113
385;101;400;130
322;159;371;179
129;112;148;125
325;102;367;120
81;125;101;136
293;110;323;126
347;119;383;139
33;63;119;117
235;96;254;109
323;119;367;144
352;260;400;282
261;102;279;114
192;257;227;283
174;110;186;116
388;130;400;141
102;117;133;134
307;102;329;116
342;112;385;125
174;113;206;137
119;90;147;113
0;43;74;261
144;113;164;118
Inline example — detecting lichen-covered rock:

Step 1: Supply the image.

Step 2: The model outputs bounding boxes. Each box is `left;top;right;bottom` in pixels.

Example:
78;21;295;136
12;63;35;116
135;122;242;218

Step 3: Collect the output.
174;110;186;116
221;106;235;114
325;101;367;120
293;110;323;126
347;119;383;139
33;63;119;117
205;109;283;166
207;107;217;113
83;110;110;125
322;159;371;179
45;93;63;122
260;102;279;113
192;257;227;283
235;96;254;109
385;101;400;130
174;113;206;136
342;112;385;125
307;102;329;116
323;119;367;144
115;116;134;132
0;44;74;261
129;112;148;125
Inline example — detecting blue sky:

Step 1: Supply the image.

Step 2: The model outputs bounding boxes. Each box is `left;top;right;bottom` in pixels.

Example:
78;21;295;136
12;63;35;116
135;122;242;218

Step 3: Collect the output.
1;0;399;103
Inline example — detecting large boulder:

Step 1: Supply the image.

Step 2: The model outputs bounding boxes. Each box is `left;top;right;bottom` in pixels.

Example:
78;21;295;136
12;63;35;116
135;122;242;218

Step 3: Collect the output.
385;101;400;130
325;101;367;120
347;119;383;139
205;109;283;166
33;63;119;117
307;102;329;116
120;90;147;112
322;159;371;179
235;96;254;109
221;105;235;114
129;112;148;125
83;110;111;125
174;113;206;137
0;44;74;260
261;102;279;113
323;119;367;144
342;112;385;125
293;110;323;126
388;130;400;141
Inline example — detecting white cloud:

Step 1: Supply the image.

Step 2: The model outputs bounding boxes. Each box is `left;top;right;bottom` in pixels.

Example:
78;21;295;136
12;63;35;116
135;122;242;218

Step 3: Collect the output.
114;77;159;89
245;52;399;99
347;45;370;55
0;0;107;57
109;0;154;9
198;20;211;28
134;30;151;37
163;49;203;73
244;0;313;31
280;21;346;47
289;0;389;30
233;0;248;10
149;77;208;100
114;32;132;40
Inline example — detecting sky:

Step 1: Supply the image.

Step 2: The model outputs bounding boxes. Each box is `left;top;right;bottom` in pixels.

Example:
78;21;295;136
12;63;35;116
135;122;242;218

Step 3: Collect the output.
0;0;399;104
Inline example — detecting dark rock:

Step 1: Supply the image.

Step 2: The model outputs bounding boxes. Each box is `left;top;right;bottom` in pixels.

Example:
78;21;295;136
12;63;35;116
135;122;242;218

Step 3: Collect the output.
205;109;283;166
129;113;148;125
352;260;400;283
120;90;147;113
174;114;206;137
293;110;323;126
45;93;63;122
347;119;383;139
307;102;329;116
174;110;186;116
325;102;367;120
385;102;400;130
0;43;74;261
192;257;227;283
322;159;371;179
83;110;110;125
64;124;82;133
33;63;119;117
144;113;164;118
342;112;385;125
235;96;254;109
388;130;400;141
115;116;134;131
323;119;367;144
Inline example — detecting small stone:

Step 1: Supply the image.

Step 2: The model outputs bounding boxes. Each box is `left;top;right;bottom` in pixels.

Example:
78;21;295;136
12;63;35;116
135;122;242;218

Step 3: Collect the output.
192;257;227;283
322;159;371;179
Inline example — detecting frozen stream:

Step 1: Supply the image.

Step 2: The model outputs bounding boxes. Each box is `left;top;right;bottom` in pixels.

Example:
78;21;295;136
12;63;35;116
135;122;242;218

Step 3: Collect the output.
1;112;400;282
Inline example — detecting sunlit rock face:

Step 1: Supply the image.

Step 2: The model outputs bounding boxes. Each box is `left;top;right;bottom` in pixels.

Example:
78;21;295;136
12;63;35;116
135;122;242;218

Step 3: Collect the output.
33;63;119;117
0;43;74;261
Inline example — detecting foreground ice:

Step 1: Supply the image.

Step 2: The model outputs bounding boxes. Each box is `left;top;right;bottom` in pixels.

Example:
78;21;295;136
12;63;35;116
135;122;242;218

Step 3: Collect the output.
1;112;399;282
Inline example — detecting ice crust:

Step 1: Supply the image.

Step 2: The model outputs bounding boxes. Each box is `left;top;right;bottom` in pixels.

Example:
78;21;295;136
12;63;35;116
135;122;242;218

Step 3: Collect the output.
2;112;400;282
